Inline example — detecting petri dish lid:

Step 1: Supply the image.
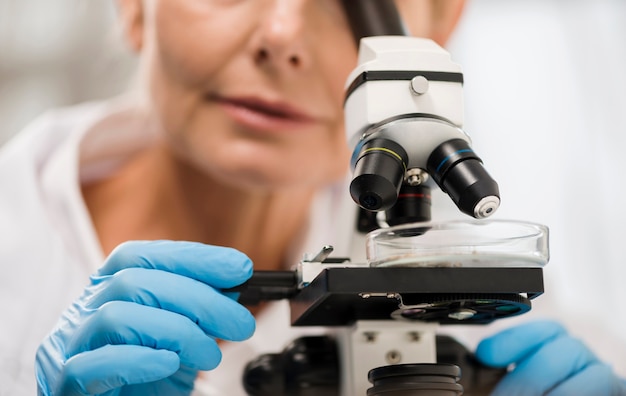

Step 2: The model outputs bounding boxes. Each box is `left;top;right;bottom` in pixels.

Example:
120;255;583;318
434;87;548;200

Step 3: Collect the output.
367;219;549;268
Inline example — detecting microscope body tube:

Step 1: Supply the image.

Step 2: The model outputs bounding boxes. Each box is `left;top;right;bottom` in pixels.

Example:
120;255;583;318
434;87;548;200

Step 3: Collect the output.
345;36;500;218
345;37;464;139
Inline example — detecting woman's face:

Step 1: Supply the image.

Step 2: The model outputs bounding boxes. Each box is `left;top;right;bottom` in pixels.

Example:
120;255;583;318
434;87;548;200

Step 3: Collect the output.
137;0;357;190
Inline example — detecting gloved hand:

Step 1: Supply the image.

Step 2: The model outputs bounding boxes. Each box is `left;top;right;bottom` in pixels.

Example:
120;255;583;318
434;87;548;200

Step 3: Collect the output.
475;320;626;396
35;240;256;396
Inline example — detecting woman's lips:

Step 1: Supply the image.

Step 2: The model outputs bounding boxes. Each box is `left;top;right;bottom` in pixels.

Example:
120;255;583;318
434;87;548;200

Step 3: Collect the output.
210;95;318;133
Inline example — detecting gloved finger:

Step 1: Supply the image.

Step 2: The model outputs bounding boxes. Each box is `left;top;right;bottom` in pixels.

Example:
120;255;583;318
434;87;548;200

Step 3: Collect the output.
490;336;598;396
547;363;626;396
476;320;567;367
57;345;180;396
99;240;253;289
86;267;255;340
67;301;223;370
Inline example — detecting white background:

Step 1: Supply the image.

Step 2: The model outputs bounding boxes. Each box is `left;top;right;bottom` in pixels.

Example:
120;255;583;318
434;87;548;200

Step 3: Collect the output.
445;0;626;376
0;0;135;145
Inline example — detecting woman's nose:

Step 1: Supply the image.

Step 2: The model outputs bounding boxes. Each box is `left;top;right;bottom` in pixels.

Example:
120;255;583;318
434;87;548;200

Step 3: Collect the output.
252;0;309;72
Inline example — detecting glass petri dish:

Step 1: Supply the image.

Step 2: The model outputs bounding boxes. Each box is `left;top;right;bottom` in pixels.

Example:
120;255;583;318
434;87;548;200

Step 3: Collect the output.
367;219;549;268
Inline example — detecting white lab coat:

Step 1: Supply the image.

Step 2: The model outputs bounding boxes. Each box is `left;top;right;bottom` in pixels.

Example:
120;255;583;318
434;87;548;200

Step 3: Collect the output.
0;97;357;396
1;96;625;396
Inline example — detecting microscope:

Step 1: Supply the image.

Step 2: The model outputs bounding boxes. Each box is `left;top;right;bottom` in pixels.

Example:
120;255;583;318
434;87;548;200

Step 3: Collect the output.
233;2;549;395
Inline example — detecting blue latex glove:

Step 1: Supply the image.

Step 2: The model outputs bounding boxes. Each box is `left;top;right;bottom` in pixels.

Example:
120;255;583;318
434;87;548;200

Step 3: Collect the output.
475;320;626;396
35;240;256;396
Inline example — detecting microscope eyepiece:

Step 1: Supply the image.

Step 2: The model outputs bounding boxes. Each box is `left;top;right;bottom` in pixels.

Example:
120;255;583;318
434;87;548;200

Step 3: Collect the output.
350;138;409;212
427;139;500;219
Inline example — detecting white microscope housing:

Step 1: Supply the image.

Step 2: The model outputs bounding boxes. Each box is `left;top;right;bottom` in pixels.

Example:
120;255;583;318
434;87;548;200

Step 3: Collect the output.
345;36;499;219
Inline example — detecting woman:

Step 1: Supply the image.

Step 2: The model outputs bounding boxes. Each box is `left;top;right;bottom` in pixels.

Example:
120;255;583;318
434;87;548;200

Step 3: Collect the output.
0;0;622;395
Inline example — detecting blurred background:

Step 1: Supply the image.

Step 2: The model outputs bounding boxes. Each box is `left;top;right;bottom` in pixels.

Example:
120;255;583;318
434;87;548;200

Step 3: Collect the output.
1;0;625;374
0;0;135;146
445;0;626;376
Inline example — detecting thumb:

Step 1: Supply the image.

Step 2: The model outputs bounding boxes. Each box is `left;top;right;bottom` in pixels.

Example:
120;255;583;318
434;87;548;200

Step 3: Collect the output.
58;345;180;395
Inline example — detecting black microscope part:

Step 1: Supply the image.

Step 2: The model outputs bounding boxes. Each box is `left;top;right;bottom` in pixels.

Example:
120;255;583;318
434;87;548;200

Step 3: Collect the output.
228;266;543;324
367;363;463;396
289;267;543;327
243;336;340;396
385;184;432;227
427;138;500;218
226;271;299;305
242;335;506;396
340;0;406;45
350;138;409;212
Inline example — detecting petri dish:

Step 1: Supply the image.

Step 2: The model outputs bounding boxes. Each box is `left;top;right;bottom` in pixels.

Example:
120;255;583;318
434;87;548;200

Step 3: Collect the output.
366;219;549;268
